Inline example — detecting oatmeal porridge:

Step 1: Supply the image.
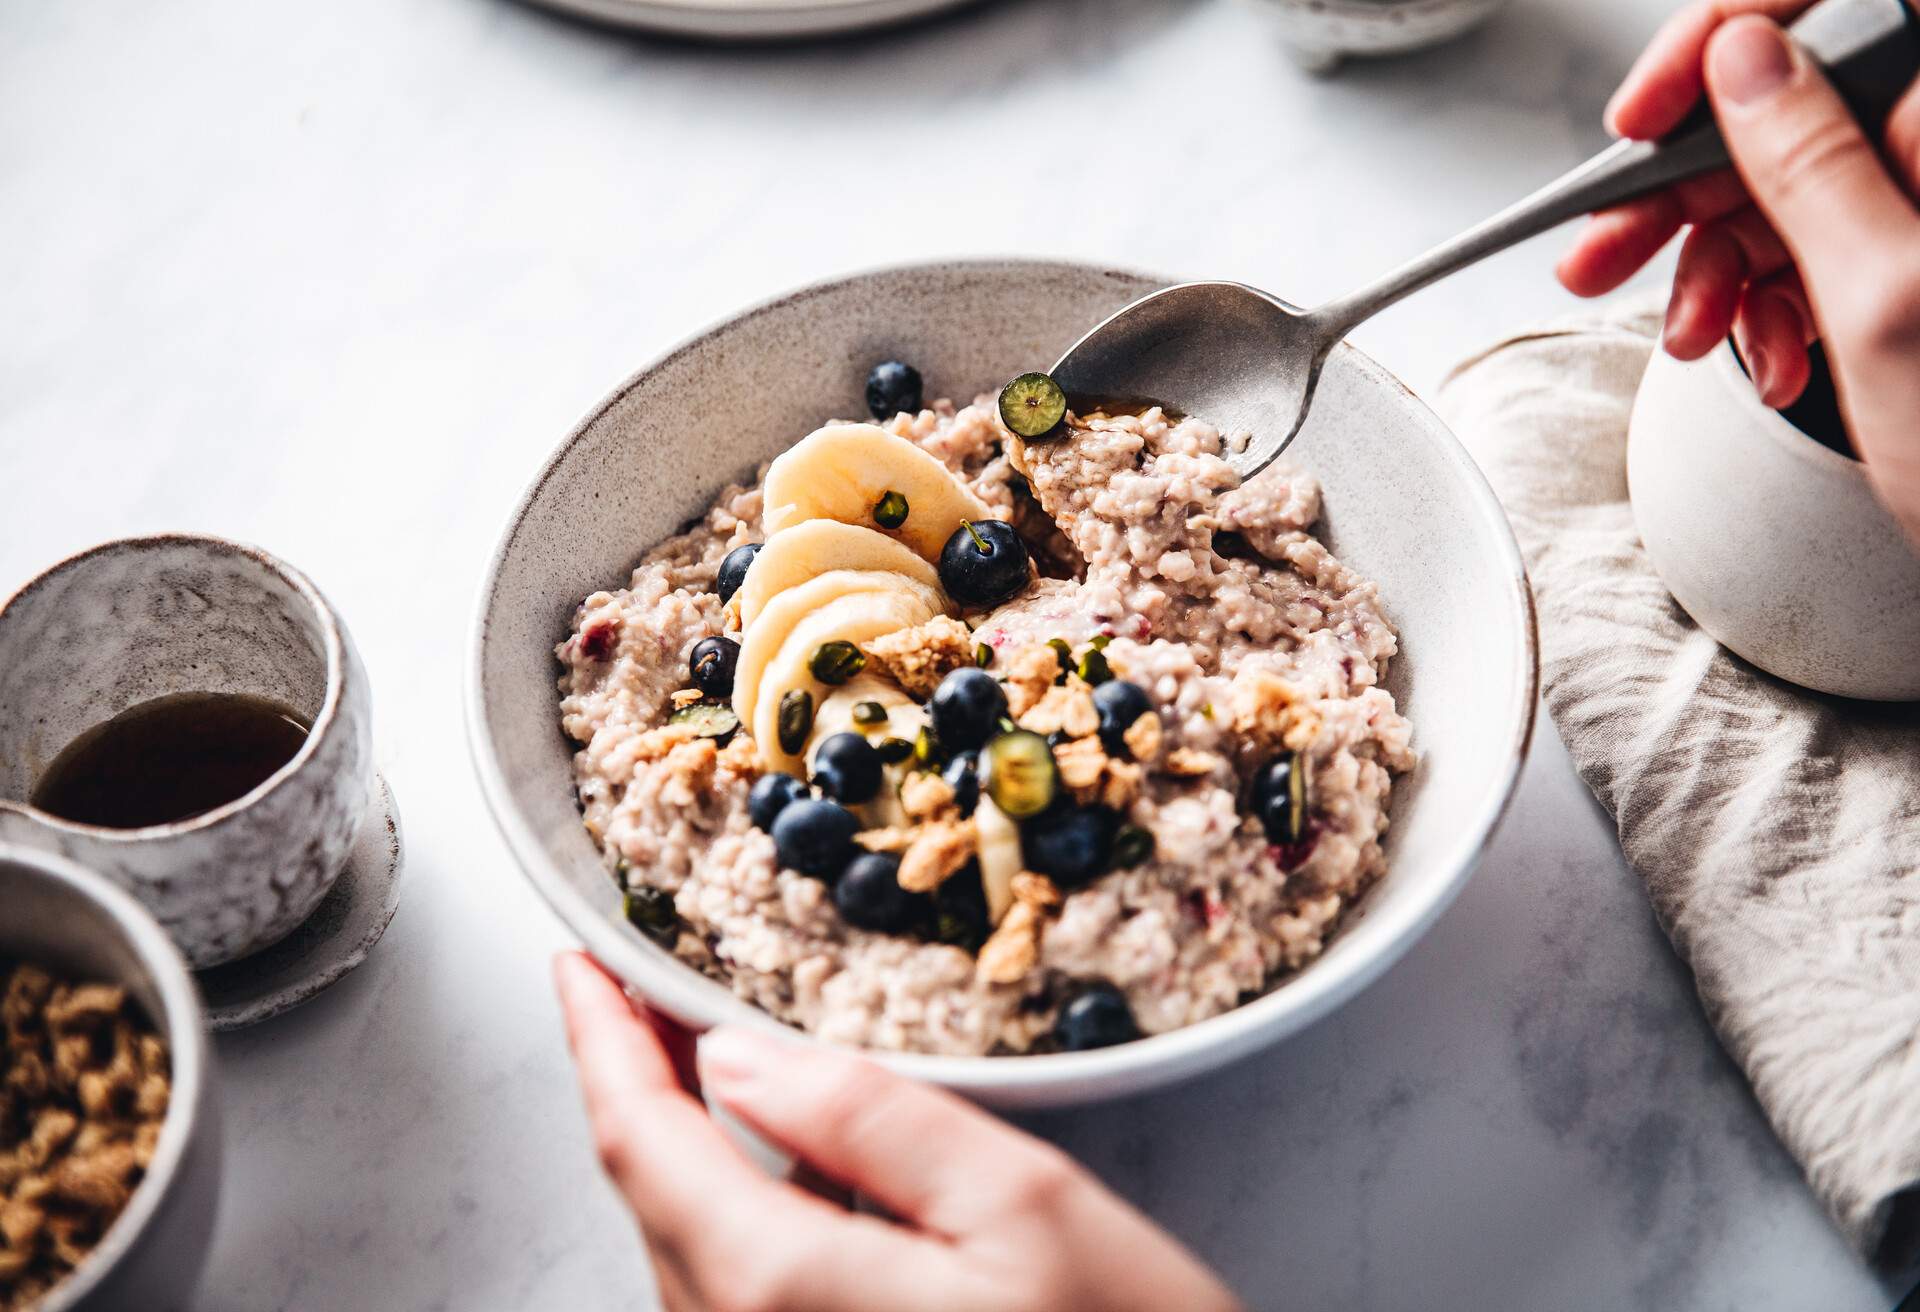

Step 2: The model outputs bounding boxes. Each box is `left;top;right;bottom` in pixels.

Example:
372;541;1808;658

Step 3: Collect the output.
556;364;1413;1056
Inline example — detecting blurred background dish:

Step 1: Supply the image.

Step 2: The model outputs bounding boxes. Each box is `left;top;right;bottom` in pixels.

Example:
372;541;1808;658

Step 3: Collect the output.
518;0;982;40
0;846;221;1312
1243;0;1512;72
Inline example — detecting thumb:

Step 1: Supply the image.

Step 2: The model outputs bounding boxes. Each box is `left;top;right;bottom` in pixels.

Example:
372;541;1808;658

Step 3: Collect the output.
1704;15;1918;319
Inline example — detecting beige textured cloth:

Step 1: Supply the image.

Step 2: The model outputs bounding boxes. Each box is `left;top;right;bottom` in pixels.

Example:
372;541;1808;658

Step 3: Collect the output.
1437;298;1920;1267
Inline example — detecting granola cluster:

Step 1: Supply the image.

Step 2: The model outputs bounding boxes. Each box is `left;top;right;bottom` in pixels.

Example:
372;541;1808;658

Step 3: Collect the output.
0;963;170;1310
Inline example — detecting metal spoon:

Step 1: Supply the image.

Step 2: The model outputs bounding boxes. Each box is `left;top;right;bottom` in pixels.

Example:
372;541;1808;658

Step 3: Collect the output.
1051;0;1920;480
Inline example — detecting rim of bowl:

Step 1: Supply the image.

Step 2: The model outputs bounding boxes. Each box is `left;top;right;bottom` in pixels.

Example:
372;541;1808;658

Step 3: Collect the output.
465;254;1540;1098
1706;338;1868;479
0;844;210;1310
0;532;349;843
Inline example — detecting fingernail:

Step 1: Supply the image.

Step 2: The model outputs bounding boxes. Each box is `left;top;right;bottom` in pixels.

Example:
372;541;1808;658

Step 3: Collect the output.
1748;344;1773;397
697;1026;780;1087
1711;19;1793;106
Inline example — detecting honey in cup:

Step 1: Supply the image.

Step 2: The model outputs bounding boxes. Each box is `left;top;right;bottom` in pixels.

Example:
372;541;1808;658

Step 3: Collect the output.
30;692;311;830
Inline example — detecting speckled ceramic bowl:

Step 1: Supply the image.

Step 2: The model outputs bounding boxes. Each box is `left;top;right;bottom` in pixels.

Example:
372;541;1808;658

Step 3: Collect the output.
467;258;1537;1108
0;535;375;968
0;845;221;1312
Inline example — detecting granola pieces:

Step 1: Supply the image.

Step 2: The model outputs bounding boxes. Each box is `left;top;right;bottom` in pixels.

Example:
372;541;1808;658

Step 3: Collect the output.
0;963;170;1310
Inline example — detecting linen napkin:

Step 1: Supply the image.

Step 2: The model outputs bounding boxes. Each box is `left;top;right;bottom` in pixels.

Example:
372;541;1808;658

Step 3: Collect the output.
1435;297;1920;1267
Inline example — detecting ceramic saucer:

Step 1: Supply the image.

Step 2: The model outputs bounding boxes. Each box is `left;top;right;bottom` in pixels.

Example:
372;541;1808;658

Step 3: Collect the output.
196;774;403;1031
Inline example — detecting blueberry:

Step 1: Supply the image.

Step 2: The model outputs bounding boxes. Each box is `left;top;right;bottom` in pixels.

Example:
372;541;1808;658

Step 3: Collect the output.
865;361;924;419
1093;679;1152;756
1250;752;1307;846
929;667;1007;752
1021;804;1118;889
1055;983;1140;1051
942;750;980;817
689;636;739;697
771;798;859;879
812;732;883;805
716;543;761;603
834;852;930;933
932;861;989;951
748;773;810;831
938;520;1031;609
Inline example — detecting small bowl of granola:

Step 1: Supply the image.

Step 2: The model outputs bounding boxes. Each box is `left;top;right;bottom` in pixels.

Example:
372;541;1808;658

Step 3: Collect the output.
0;846;220;1311
469;259;1537;1107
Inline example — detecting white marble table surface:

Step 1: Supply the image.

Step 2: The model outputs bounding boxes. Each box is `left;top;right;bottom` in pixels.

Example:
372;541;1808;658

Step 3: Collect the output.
2;0;1911;1307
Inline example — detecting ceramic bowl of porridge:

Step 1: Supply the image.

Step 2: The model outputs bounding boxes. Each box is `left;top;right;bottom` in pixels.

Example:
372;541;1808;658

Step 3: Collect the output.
468;259;1536;1107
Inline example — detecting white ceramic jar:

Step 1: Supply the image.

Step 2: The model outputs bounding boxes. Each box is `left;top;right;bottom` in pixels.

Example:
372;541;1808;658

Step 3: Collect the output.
1627;339;1920;702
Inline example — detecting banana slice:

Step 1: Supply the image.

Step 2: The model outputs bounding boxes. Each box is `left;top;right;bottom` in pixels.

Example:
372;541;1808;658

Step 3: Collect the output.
762;423;993;563
735;520;950;630
751;589;938;773
732;570;941;735
809;674;928;829
974;795;1024;925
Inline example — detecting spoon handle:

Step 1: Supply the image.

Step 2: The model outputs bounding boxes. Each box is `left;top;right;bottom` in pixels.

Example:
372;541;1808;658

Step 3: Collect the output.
1310;0;1920;345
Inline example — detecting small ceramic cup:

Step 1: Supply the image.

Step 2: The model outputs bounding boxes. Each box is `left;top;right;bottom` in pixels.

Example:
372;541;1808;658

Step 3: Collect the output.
0;535;374;966
1628;339;1920;701
1240;0;1511;73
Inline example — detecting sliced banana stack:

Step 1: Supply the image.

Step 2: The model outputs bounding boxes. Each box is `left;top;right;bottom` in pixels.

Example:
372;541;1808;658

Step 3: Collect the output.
732;519;947;630
761;423;991;563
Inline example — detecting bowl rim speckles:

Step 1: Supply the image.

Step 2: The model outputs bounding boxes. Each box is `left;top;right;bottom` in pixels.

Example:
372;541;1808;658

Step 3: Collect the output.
0;533;348;844
466;256;1539;1108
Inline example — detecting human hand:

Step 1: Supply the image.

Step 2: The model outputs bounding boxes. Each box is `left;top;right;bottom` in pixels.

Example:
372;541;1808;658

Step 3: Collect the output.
1557;0;1920;540
553;952;1243;1312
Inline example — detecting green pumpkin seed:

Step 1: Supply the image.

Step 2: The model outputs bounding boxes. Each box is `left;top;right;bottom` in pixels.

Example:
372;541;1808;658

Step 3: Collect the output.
777;690;814;755
875;736;914;764
669;700;740;741
851;700;889;727
809;640;866;685
975;642;994;669
1076;647;1112;686
623;887;680;948
912;725;940;769
982;730;1057;818
1112;824;1155;868
874;490;909;530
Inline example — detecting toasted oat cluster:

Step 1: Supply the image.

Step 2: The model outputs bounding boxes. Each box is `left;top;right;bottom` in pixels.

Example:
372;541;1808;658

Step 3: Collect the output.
0;963;170;1310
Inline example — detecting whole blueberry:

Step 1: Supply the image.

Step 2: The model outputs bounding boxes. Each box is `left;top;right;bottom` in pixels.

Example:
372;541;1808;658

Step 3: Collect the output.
1249;752;1306;846
942;750;980;817
929;667;1008;753
715;543;761;604
812;732;884;805
864;360;924;419
771;798;859;879
748;773;810;832
834;852;930;933
1055;982;1141;1051
931;861;990;950
937;520;1031;609
689;636;740;698
1021;804;1119;889
1093;679;1152;756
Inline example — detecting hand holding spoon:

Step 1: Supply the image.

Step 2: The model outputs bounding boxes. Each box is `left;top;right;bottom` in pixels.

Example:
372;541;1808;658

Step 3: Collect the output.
1050;0;1920;481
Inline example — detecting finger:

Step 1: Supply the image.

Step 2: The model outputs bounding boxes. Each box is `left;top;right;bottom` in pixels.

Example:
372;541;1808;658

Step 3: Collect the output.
1663;205;1791;357
1884;76;1920;199
1607;0;1813;139
642;1006;701;1096
1557;170;1749;297
1705;16;1920;326
1734;269;1816;406
552;954;792;1253
698;1025;1087;1237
